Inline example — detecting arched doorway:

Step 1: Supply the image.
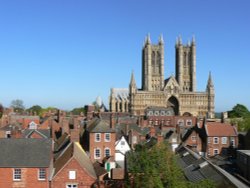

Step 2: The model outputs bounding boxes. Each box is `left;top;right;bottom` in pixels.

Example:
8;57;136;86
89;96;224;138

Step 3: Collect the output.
167;96;179;115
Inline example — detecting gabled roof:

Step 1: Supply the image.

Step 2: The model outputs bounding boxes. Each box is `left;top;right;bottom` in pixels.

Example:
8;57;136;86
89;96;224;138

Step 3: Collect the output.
87;118;115;133
205;122;237;137
0;138;51;167
164;75;180;89
23;129;51;138
53;142;96;179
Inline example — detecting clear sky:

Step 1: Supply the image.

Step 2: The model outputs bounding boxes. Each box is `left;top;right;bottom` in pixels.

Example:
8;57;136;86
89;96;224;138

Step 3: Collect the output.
0;0;249;112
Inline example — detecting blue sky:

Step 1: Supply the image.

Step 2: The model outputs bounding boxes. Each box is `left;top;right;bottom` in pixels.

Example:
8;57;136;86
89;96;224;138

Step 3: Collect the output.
0;0;249;112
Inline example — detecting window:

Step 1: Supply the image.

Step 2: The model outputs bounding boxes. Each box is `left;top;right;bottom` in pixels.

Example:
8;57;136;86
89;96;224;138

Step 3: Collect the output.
191;136;196;141
104;148;111;157
186;119;192;126
207;137;211;144
178;120;184;126
214;149;219;155
221;137;227;144
67;184;78;188
38;168;46;180
69;170;76;179
230;137;235;147
121;141;125;145
213;137;219;144
105;133;111;142
94;148;101;159
207;149;211;156
13;168;21;181
95;133;101;142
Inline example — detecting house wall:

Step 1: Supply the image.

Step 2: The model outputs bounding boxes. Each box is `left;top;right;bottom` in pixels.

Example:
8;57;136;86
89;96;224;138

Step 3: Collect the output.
0;168;49;188
52;158;96;188
89;132;116;161
184;131;202;152
206;136;238;157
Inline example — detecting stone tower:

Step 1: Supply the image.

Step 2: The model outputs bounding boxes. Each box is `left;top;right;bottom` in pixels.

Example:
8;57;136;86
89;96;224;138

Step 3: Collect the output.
175;36;196;92
142;34;164;91
206;72;215;118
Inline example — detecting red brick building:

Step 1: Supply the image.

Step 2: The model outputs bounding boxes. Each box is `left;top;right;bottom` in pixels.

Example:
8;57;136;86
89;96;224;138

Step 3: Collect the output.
51;142;97;188
84;118;116;162
0;138;52;188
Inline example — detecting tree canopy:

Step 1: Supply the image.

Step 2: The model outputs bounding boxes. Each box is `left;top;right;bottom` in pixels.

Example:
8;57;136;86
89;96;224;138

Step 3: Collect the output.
228;104;250;118
27;105;43;116
71;107;85;115
10;99;25;113
126;142;215;188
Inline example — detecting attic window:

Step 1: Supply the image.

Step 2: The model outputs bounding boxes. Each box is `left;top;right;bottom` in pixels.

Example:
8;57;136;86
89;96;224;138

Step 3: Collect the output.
69;170;76;179
199;161;208;168
182;152;189;157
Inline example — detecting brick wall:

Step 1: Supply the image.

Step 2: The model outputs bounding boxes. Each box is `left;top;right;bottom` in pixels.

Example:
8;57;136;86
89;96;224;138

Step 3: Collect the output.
0;168;49;188
52;158;96;188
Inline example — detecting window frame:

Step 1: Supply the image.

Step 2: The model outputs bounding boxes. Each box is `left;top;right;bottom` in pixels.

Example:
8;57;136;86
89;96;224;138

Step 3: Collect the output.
95;133;101;142
66;184;78;188
104;133;111;142
13;168;21;181
69;170;76;180
94;148;101;159
38;168;46;180
104;147;111;157
213;149;219;155
213;137;219;144
191;136;196;142
221;137;227;144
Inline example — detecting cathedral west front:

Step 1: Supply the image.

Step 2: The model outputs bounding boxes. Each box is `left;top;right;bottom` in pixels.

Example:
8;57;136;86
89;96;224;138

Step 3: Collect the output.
109;35;215;118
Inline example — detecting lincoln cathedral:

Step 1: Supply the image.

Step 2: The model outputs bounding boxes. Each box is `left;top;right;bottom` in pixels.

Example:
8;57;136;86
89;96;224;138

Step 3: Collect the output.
109;35;215;118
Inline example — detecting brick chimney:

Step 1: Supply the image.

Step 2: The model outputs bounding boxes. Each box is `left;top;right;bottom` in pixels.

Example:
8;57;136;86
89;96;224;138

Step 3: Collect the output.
110;113;116;129
150;126;156;137
70;129;80;143
61;118;69;134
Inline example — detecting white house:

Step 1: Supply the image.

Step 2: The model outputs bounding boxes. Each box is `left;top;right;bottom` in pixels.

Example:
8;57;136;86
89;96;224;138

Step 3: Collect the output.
115;136;131;168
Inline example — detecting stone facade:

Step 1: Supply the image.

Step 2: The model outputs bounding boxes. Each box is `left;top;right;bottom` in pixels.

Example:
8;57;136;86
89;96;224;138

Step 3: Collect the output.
110;35;215;118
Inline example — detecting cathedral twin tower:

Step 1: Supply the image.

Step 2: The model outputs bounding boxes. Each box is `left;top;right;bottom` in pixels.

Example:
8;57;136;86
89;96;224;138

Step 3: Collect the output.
110;34;215;118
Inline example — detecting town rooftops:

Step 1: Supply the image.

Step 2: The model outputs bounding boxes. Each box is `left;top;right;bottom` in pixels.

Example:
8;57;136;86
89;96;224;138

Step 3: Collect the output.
205;122;237;137
53;142;96;179
237;150;250;156
0;138;51;167
87;118;115;133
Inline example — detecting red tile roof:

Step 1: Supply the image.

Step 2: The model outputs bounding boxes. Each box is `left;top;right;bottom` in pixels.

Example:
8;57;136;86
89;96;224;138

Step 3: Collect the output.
205;122;237;137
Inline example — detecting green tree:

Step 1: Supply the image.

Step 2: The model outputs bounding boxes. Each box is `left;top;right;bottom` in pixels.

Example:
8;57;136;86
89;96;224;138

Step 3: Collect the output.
71;107;86;115
126;143;215;188
10;99;25;113
27;105;43;116
228;104;250;118
0;104;3;118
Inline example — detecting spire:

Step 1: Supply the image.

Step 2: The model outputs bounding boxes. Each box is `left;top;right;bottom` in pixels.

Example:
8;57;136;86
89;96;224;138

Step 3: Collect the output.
192;35;196;45
188;38;191;46
145;33;151;45
158;34;164;45
178;35;182;45
207;71;214;88
130;71;136;86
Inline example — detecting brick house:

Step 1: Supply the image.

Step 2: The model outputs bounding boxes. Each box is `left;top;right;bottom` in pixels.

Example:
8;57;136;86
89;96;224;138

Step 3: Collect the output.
204;122;238;157
0;138;52;188
84;118;116;162
51;142;97;188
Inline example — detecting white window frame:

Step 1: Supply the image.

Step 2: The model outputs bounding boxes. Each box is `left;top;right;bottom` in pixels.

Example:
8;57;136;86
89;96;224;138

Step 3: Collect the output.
69;170;76;179
213;149;219;155
94;148;101;159
230;137;235;147
104;133;111;142
13;168;21;181
104;147;111;157
186;119;192;126
66;184;78;188
191;136;196;141
38;168;46;180
95;133;101;142
178;119;184;126
207;137;211;144
221;137;227;144
213;137;219;144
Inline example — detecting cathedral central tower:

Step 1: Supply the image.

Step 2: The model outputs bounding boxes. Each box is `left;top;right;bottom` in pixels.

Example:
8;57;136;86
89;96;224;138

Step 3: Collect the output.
142;34;164;91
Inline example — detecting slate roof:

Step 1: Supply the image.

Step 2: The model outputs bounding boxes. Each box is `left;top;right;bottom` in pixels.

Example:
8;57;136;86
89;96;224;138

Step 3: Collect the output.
0;138;51;167
87;118;115;133
205;122;238;137
53;142;96;179
23;129;51;138
176;146;248;188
